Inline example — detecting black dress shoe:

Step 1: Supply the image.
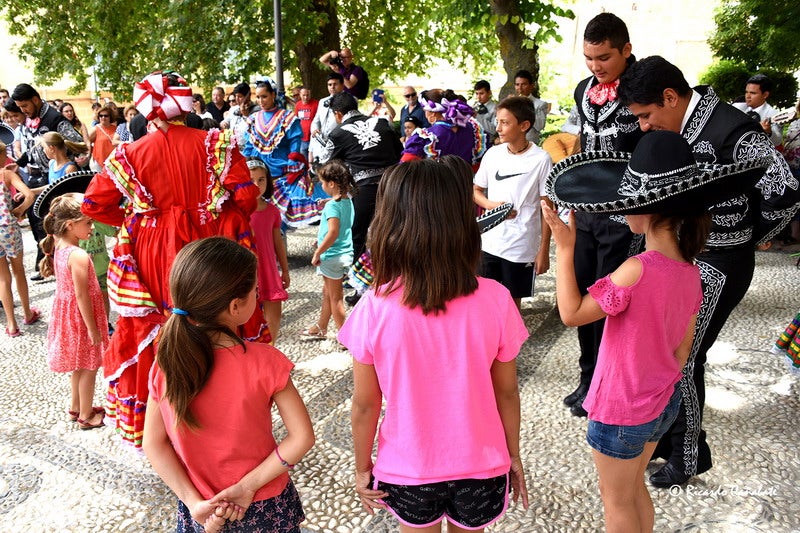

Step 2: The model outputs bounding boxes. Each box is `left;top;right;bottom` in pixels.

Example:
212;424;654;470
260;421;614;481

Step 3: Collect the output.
649;463;691;488
344;292;361;306
30;273;44;281
563;383;589;407
570;400;588;417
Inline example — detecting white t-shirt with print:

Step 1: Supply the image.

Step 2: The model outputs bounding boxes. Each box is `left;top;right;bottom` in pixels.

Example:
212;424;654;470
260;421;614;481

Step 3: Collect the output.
474;143;552;263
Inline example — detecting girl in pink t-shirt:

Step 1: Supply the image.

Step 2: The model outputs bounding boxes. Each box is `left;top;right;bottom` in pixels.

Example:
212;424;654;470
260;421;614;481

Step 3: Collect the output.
341;156;530;532
541;130;767;532
142;237;314;533
247;159;290;341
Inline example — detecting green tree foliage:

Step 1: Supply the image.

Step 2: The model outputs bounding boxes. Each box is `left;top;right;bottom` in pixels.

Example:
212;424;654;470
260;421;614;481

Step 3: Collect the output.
0;0;572;99
708;0;800;72
699;61;751;104
701;61;799;109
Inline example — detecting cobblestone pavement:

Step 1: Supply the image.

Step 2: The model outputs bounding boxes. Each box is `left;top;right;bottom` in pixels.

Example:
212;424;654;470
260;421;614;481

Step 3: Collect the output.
1;226;798;532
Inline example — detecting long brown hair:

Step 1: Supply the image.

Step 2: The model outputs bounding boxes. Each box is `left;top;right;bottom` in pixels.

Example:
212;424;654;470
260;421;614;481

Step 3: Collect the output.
39;193;85;278
369;157;480;314
41;131;88;156
156;237;257;429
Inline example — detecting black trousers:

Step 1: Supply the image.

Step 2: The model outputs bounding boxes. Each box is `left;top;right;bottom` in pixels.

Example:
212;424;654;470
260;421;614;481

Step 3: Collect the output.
573;213;636;387
27;204;46;273
351;177;380;262
653;247;755;476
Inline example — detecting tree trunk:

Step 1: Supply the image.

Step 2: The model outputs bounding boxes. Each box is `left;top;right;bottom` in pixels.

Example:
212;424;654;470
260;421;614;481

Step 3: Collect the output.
491;0;540;99
293;0;341;98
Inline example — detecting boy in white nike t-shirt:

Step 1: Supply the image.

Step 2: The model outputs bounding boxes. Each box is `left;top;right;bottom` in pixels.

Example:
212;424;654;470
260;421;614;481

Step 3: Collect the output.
473;96;554;308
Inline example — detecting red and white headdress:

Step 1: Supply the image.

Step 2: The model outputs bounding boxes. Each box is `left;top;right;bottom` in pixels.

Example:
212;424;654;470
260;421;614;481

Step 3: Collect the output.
133;70;193;121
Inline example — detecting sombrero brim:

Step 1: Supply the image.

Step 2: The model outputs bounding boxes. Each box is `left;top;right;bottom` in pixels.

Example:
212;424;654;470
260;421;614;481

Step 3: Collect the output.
33;170;96;218
0;123;14;146
541;132;579;164
546;150;771;215
477;202;514;234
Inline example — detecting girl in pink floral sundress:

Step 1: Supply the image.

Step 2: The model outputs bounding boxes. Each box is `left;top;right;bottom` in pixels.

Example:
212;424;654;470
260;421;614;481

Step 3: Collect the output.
40;193;108;430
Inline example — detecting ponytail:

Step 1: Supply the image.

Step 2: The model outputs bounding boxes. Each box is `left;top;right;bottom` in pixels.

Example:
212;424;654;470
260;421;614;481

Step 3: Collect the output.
39;232;56;278
676;212;712;261
156;312;237;429
64;139;89;156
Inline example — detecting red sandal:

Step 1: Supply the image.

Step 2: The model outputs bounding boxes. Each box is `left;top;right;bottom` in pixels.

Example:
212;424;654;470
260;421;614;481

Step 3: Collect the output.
68;406;105;422
77;414;105;430
23;308;41;326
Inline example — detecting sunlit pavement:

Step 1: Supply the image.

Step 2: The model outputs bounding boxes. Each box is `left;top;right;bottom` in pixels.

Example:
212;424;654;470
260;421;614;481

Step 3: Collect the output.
1;226;798;532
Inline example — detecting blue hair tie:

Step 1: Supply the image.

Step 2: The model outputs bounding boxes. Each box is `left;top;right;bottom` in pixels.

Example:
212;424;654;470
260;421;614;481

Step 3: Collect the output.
172;307;189;316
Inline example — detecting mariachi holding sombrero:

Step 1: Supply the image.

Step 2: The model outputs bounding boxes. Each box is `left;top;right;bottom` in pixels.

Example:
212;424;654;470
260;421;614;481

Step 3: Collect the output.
541;130;770;528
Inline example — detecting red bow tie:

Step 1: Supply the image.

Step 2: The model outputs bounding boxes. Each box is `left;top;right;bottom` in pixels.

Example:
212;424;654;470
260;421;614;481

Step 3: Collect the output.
588;80;620;106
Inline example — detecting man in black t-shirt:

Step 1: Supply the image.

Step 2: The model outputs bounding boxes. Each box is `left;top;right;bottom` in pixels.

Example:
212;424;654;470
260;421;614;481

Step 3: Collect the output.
206;86;229;123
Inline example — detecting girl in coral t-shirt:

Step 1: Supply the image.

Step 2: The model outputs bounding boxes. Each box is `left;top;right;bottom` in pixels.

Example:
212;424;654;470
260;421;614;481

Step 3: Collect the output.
143;237;314;533
341;156;529;532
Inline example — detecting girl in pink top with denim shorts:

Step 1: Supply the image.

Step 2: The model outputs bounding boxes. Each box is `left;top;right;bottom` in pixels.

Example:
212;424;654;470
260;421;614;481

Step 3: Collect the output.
543;130;768;532
342;157;530;532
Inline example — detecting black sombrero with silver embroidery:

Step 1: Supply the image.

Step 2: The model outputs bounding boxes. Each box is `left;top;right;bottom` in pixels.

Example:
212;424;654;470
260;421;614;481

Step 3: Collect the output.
546;130;771;215
33;170;96;218
0;123;14;146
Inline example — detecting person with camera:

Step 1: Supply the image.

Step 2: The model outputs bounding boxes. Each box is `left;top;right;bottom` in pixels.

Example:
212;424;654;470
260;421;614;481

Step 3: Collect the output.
319;48;369;100
368;89;396;122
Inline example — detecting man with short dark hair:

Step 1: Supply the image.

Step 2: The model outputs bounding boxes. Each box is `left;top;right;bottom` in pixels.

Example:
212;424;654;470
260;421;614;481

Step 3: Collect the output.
472;80;497;144
12;83;84;280
563;13;644;419
0;88;9;107
320;48;369;100
513;69;548;144
399;86;428;131
732;74;782;146
618;55;799;488
324;92;402;265
206;86;229;123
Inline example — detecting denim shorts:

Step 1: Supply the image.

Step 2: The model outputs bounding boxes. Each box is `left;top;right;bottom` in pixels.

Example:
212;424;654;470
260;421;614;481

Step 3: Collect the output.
373;473;508;529
316;253;353;280
586;385;682;459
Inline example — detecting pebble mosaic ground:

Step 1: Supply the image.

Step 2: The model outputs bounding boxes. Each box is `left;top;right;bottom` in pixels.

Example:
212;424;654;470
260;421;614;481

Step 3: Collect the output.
1;226;798;533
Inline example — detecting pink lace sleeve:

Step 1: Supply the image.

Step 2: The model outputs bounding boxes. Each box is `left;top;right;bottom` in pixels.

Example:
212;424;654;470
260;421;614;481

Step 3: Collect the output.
587;275;631;316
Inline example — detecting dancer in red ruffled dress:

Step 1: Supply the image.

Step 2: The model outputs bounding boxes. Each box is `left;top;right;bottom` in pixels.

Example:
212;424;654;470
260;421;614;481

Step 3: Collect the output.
82;70;265;448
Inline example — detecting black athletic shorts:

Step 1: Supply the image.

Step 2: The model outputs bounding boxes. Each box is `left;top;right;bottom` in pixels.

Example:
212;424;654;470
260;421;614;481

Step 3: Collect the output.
372;473;509;529
479;251;535;299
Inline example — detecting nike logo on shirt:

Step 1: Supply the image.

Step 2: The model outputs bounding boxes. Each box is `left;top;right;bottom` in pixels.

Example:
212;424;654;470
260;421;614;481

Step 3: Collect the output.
495;171;526;181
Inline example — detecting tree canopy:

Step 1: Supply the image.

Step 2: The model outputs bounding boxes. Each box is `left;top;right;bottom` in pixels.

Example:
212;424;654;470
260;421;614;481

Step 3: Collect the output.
708;0;800;72
1;0;572;99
